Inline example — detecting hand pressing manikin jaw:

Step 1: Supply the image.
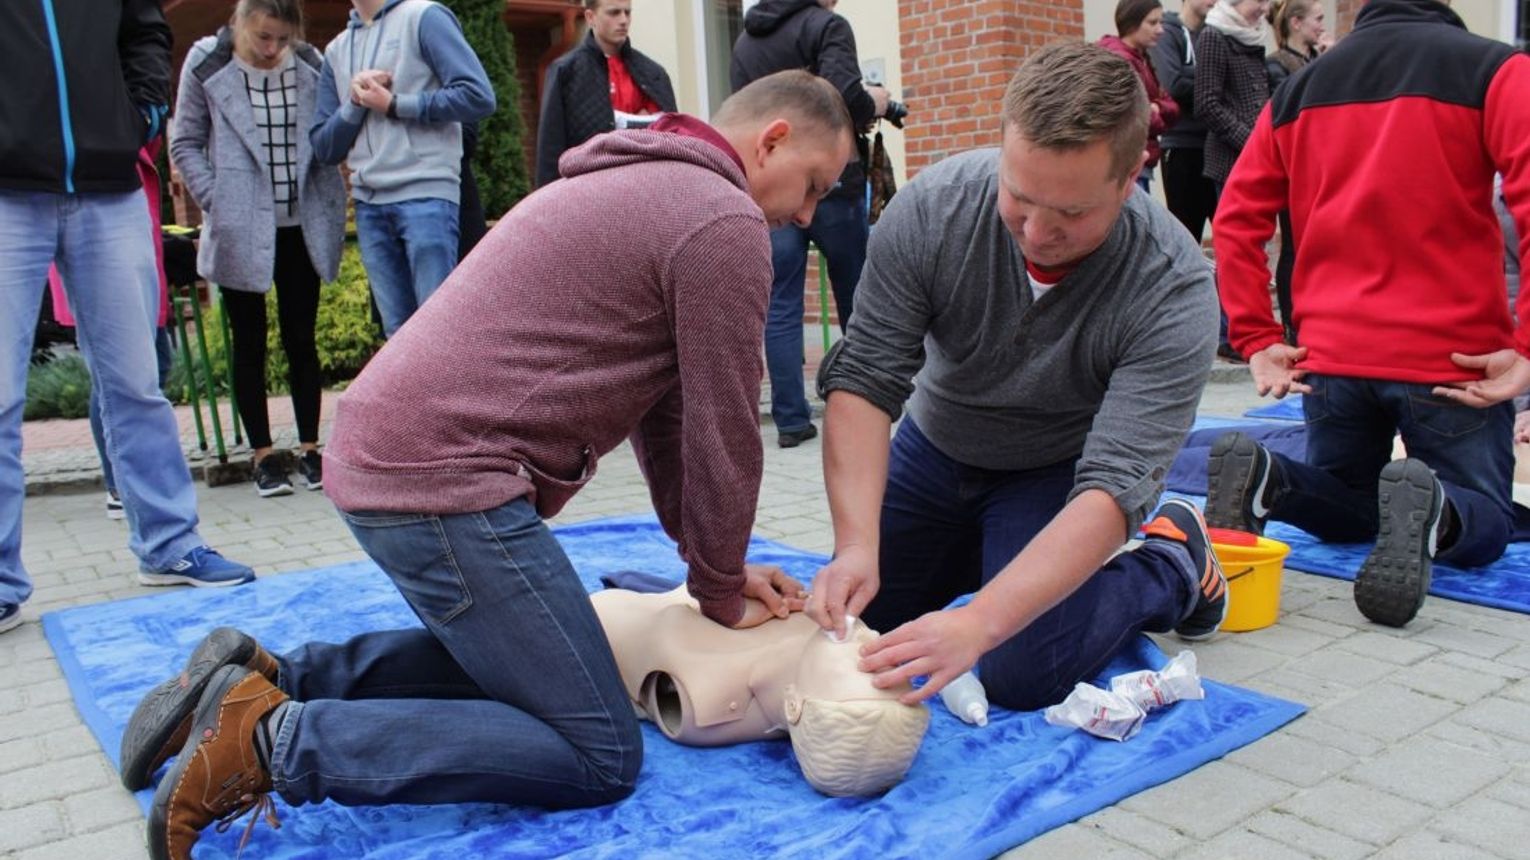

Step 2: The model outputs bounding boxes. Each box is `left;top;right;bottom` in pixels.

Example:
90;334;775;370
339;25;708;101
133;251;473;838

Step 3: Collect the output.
589;586;930;797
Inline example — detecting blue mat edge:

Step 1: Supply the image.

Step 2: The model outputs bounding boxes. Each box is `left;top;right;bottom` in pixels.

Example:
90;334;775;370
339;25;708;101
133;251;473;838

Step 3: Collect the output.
40;519;1309;856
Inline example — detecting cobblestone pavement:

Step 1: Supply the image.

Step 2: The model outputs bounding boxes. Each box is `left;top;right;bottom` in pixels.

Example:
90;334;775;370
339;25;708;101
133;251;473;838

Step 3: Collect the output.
4;378;1530;859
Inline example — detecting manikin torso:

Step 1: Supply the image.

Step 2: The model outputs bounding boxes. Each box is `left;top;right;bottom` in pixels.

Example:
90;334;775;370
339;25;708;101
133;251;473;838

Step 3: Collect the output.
590;586;930;796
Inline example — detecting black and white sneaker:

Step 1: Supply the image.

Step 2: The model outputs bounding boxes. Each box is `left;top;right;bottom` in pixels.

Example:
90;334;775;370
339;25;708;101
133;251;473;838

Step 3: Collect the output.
253;457;294;498
106;489;125;521
297;450;323;490
1206;431;1277;535
0;603;21;634
1355;459;1443;628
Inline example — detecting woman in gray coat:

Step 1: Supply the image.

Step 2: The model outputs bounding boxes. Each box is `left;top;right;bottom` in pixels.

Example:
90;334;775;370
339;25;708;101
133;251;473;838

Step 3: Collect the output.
171;0;346;497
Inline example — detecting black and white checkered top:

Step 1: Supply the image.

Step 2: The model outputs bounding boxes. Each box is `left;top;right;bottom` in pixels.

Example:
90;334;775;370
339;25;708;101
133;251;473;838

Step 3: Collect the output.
238;55;301;227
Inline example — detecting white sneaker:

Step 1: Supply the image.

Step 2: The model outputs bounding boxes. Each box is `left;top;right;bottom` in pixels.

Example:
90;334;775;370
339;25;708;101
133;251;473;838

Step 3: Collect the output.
106;490;125;521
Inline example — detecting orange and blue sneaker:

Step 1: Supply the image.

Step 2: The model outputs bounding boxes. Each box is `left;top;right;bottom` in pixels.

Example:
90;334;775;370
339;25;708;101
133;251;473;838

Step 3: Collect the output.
1143;499;1229;641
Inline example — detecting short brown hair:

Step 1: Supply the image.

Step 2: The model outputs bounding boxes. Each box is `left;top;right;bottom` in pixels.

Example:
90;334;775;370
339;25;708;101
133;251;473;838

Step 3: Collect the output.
714;70;854;143
1001;42;1149;184
1115;0;1163;37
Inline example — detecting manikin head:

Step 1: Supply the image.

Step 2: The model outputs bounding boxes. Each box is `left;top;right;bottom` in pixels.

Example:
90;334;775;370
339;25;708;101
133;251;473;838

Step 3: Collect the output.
996;43;1148;269
712;70;856;230
590;587;929;797
232;0;301;70
584;0;632;56
782;623;930;797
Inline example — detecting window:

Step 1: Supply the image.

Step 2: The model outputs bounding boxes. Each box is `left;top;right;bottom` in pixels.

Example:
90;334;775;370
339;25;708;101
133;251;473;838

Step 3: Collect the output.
700;0;744;115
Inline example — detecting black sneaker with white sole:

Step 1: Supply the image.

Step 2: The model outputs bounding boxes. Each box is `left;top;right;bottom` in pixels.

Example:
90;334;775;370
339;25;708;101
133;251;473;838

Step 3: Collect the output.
297;450;323;490
1354;459;1444;628
253;457;294;498
1206;431;1277;535
106;489;125;521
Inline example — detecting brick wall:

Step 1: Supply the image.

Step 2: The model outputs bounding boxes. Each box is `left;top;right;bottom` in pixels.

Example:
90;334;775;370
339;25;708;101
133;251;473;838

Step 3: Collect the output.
1334;0;1362;37
897;0;1085;175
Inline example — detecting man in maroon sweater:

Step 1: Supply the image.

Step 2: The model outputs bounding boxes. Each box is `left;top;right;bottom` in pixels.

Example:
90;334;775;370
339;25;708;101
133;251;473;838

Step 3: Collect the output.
127;71;853;858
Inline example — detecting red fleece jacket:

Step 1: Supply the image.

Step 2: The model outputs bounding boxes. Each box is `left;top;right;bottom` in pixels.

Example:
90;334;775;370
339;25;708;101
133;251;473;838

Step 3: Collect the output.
1213;0;1530;383
324;120;771;626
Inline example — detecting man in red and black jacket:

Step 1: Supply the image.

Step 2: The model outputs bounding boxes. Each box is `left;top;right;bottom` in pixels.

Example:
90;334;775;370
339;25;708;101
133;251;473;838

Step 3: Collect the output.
1206;0;1530;628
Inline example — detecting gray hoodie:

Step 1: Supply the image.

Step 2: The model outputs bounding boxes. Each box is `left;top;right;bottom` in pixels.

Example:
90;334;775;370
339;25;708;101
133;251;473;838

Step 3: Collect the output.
309;0;494;205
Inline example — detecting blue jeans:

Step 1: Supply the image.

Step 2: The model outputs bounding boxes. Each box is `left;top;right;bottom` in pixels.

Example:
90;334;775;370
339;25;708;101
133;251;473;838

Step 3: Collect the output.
863;419;1196;711
91;326;174;494
764;195;868;433
1267;374;1513;566
354;198;460;338
0;191;204;606
270;498;641;808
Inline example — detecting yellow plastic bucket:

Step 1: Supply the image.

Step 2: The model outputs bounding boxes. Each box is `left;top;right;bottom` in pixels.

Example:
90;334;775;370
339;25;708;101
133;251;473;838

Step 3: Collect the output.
1209;529;1291;633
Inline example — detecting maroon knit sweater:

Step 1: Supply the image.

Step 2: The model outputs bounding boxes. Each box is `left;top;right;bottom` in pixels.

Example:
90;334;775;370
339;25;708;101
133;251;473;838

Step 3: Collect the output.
324;125;771;626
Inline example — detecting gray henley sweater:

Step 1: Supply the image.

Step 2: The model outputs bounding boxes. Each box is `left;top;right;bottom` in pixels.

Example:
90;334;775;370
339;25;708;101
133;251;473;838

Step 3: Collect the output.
818;147;1218;535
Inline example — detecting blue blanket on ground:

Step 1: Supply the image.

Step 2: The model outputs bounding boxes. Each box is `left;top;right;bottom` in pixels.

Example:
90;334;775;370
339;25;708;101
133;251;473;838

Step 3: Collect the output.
1245;397;1304;421
43;517;1303;860
1165;492;1530;615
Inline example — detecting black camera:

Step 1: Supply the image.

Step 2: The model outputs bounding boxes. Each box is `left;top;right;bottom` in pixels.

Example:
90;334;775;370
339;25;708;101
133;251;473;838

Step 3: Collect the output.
883;99;908;129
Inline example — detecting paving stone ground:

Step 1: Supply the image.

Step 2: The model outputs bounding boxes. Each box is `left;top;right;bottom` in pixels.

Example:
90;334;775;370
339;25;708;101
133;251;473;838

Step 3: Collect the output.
5;374;1529;859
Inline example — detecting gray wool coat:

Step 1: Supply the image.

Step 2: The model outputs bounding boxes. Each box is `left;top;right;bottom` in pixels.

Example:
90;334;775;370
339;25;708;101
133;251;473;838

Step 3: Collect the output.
171;30;346;292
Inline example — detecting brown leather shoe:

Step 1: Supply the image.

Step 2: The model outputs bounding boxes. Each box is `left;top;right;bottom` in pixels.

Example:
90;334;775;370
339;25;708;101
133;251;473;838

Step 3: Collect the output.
147;666;288;860
121;627;279;791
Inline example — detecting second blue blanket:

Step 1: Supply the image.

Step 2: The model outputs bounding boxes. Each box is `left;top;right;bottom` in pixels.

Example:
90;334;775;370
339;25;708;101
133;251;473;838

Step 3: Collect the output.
44;516;1304;860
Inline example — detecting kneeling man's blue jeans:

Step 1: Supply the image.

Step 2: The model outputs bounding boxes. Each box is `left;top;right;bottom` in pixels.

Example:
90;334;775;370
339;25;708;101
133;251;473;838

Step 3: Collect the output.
269;498;642;808
862;420;1197;712
1266;374;1513;567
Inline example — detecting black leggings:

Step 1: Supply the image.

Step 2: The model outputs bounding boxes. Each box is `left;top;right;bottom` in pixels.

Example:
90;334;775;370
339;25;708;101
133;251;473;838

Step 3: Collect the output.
221;226;322;450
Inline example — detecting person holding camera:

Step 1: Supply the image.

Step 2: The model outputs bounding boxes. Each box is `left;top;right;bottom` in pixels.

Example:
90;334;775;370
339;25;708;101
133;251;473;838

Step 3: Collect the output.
731;0;894;449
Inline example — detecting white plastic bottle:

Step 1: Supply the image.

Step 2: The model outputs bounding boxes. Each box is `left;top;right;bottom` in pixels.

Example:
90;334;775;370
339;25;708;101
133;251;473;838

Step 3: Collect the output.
939;671;990;727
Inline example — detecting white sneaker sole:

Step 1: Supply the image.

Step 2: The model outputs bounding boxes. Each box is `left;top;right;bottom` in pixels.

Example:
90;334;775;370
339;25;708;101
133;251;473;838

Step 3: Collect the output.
256;484;294;498
137;571;253;588
0;611;22;634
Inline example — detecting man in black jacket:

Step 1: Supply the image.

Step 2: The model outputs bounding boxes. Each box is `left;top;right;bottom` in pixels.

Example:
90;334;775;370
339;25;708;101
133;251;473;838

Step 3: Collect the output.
535;0;677;188
0;0;256;637
1151;0;1218;245
731;0;889;449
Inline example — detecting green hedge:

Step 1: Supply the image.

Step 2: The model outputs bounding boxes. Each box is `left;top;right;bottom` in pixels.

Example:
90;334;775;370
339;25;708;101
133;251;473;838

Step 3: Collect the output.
25;243;383;421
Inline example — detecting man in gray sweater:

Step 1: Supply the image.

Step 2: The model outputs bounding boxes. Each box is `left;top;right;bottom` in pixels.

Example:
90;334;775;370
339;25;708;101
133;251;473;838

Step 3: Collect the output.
807;43;1223;711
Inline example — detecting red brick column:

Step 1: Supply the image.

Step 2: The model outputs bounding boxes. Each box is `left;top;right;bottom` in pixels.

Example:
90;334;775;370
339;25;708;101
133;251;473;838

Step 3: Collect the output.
1334;0;1362;37
898;0;1085;175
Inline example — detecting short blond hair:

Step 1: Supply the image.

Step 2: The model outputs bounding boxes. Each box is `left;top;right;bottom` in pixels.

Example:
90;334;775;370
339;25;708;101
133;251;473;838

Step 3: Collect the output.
1001;42;1150;183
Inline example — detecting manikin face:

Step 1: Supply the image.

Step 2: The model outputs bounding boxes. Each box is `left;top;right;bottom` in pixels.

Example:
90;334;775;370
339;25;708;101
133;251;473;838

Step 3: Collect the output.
996;126;1136;269
585;0;632;53
1233;0;1271;26
1126;7;1167;50
745;120;853;229
236;12;294;70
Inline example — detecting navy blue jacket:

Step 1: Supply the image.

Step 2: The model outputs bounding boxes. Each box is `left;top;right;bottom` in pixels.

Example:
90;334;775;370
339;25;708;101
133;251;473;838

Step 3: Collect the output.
0;0;170;194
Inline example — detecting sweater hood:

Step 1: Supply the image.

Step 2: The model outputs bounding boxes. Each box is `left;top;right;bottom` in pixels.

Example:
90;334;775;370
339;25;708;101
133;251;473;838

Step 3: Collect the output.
558;127;749;193
347;0;410;29
743;0;820;36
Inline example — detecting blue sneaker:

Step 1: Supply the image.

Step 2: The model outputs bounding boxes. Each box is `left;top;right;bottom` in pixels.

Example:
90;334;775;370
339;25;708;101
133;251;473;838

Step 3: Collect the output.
0;603;21;634
138;547;256;588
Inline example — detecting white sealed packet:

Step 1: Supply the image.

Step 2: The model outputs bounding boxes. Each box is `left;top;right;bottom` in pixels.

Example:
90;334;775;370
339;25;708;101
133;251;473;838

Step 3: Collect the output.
1043;682;1146;742
1109;650;1205;713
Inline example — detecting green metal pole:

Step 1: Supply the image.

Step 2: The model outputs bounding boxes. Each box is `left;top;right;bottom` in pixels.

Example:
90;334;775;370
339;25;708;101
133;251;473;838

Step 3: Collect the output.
188;288;228;463
214;286;243;446
173;292;208;453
